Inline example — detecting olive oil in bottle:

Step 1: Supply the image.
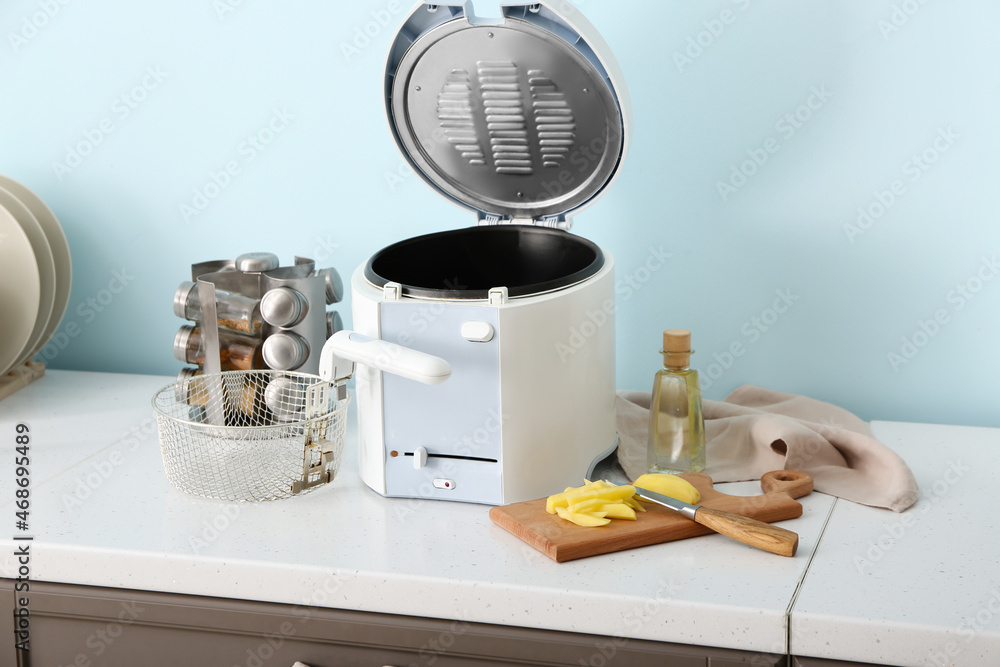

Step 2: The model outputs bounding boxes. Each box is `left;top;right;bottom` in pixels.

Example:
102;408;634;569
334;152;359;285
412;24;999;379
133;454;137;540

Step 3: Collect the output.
647;329;706;474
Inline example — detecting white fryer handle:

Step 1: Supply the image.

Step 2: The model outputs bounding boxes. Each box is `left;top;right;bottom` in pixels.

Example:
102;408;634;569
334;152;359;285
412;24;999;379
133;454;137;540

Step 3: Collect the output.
319;330;452;385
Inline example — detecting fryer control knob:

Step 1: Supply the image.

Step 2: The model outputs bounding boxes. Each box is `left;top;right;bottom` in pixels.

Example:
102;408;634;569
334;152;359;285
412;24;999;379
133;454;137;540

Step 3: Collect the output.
413;446;428;470
460;321;494;343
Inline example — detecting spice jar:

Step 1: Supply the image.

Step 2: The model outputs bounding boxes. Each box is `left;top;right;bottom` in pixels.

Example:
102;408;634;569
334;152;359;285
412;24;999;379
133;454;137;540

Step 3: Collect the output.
173;367;257;414
261;332;310;371
173;281;263;334
173;325;262;371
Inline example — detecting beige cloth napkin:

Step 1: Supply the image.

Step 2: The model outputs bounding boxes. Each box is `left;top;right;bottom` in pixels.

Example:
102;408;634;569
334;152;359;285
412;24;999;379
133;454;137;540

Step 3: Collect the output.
616;385;919;512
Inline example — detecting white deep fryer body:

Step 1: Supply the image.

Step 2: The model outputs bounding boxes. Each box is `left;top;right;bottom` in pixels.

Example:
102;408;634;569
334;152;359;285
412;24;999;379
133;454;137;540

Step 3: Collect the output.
350;260;617;505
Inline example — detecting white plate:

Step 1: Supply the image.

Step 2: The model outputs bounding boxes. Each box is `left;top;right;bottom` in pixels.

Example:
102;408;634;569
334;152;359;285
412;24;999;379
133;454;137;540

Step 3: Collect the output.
0;186;56;369
0;176;71;358
0;204;41;376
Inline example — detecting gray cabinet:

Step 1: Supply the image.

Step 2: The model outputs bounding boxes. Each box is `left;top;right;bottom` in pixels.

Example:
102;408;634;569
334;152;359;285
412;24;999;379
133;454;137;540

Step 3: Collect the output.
792;660;884;667
1;579;785;666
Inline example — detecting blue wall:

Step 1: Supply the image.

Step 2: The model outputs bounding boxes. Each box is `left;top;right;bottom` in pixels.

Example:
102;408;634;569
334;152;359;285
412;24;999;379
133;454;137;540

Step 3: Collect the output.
2;0;998;427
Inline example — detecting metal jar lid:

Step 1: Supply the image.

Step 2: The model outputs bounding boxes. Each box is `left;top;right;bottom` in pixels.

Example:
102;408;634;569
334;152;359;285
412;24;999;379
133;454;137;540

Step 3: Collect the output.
235;252;280;273
173;367;201;404
326;311;343;338
263;375;306;421
384;3;629;224
260;287;307;328
173;325;197;363
262;332;309;371
173;281;197;319
316;267;343;305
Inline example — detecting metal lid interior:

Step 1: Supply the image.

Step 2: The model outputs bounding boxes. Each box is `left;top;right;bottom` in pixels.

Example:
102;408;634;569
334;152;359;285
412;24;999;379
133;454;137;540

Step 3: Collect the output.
385;3;626;224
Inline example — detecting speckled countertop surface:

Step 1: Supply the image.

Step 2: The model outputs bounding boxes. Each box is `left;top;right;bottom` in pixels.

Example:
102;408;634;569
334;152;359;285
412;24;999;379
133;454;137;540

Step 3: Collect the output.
5;371;994;664
789;421;1000;666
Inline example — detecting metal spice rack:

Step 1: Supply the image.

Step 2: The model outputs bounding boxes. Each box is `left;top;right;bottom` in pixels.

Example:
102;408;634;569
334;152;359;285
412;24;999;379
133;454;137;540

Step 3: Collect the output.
159;252;349;499
173;252;343;380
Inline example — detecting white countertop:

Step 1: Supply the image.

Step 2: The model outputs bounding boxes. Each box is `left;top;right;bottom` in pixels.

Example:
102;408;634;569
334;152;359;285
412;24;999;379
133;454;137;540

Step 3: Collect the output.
0;369;835;656
789;421;1000;666
1;370;996;665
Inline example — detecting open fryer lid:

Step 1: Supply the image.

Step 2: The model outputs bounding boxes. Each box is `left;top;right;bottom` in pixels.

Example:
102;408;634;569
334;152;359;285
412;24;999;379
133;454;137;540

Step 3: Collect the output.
384;1;631;228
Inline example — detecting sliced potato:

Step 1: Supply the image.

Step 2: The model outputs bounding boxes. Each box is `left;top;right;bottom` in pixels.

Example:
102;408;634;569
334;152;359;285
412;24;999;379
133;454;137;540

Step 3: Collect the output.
632;473;701;505
600;503;636;520
622;496;646;512
563;484;636;504
566;498;608;514
546;482;636;514
547;479;645;526
555;506;611;527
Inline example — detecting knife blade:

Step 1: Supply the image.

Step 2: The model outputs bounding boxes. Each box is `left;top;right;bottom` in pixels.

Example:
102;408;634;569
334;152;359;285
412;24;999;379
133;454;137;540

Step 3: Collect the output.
633;486;799;557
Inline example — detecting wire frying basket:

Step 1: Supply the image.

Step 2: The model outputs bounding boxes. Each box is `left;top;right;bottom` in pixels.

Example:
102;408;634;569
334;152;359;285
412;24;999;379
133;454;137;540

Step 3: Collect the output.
152;370;348;502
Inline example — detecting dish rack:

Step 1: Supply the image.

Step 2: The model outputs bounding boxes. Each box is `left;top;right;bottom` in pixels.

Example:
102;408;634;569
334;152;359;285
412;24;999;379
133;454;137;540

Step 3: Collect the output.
152;370;348;502
0;176;72;401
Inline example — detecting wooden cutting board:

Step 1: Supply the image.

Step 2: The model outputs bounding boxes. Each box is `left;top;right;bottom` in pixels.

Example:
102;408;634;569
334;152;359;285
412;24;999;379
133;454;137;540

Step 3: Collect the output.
488;470;814;562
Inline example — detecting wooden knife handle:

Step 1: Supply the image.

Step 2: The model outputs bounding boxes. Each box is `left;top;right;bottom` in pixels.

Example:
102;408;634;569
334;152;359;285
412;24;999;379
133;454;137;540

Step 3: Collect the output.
693;507;799;557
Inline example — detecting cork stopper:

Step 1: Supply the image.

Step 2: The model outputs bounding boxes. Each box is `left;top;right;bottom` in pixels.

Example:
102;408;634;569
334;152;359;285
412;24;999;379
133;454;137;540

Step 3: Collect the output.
661;329;693;370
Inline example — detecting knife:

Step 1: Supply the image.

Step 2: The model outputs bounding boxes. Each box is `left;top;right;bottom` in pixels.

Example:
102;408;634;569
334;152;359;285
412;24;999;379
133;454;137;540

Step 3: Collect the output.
633;486;799;557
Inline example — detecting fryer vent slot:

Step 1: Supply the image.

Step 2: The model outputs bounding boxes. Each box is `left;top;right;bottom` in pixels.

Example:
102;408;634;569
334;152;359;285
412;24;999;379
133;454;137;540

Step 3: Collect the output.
479;60;532;175
436;61;579;177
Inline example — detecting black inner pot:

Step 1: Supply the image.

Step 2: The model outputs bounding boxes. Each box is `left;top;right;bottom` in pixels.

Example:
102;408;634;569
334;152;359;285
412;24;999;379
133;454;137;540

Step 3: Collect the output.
364;226;605;299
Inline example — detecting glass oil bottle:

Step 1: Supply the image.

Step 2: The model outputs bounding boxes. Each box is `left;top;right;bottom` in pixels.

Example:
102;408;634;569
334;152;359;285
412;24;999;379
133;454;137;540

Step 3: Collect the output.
647;329;706;474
